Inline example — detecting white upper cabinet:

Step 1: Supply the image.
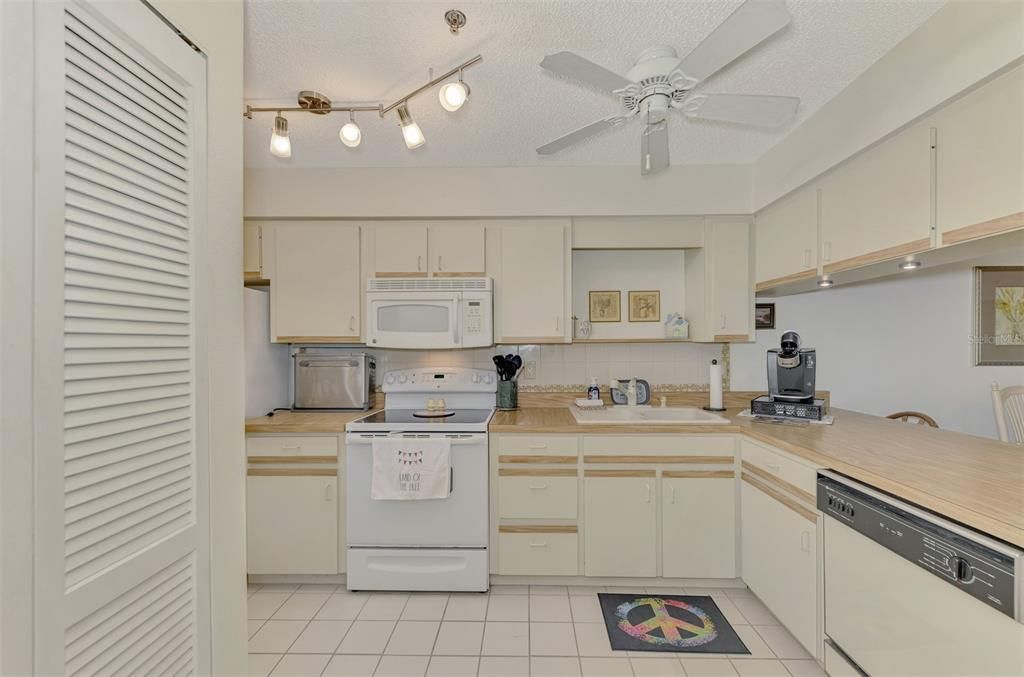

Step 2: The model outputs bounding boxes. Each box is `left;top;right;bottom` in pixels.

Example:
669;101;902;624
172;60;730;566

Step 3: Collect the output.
243;223;263;278
819;122;933;274
271;222;361;342
374;223;429;276
496;220;570;342
429;223;486;275
932;65;1024;245
708;218;753;340
755;187;818;287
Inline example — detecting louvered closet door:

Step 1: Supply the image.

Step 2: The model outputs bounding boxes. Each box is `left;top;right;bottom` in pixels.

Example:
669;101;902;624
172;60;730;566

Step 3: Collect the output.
33;0;210;674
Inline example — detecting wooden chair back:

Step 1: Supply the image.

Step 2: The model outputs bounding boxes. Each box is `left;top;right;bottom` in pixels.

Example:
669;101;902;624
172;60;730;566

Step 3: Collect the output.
991;382;1024;444
885;411;939;428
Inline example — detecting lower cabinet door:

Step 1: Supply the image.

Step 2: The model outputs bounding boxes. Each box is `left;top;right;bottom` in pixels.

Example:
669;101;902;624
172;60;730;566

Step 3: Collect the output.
584;476;657;577
741;480;818;655
662;476;736;578
247;475;339;574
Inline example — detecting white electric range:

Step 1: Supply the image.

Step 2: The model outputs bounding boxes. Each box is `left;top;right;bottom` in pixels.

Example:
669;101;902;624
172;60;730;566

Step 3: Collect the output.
345;367;496;592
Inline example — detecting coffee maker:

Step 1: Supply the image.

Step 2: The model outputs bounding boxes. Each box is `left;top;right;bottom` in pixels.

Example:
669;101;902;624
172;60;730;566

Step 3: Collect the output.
766;331;816;403
751;331;826;421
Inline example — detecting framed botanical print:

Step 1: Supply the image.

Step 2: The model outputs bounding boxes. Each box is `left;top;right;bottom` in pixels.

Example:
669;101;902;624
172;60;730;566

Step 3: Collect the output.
974;266;1024;365
755;303;776;330
628;290;661;322
589;290;621;323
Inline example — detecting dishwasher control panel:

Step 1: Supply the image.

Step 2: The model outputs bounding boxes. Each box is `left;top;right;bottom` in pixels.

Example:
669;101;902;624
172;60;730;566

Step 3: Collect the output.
818;472;1021;622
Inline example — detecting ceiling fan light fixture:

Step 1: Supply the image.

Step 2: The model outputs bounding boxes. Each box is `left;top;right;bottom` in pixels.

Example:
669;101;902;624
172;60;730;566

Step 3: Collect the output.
397;104;425;149
339;112;362;148
439;79;470;112
269;113;291;158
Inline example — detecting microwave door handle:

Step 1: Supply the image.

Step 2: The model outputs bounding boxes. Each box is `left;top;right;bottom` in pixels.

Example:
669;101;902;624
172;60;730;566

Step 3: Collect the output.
452;295;461;346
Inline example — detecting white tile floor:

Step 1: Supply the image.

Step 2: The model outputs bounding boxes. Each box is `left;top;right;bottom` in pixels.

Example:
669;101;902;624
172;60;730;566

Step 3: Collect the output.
247;584;826;677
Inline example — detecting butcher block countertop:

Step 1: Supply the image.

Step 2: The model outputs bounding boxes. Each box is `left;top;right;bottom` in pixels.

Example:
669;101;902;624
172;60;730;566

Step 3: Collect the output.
244;409;378;433
492;403;1024;549
245;393;1024;547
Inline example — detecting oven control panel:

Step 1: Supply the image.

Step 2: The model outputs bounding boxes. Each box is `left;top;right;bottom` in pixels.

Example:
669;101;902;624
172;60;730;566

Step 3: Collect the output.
818;473;1020;622
382;367;496;393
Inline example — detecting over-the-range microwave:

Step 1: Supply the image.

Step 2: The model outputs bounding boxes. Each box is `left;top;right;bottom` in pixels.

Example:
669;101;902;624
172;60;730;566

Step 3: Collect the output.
365;277;493;349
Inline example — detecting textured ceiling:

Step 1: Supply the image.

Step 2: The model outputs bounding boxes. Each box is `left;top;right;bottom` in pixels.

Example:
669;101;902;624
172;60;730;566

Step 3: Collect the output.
243;0;944;169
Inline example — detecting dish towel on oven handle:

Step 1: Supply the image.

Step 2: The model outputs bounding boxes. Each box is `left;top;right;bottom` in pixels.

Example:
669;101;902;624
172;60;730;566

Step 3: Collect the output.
371;437;451;500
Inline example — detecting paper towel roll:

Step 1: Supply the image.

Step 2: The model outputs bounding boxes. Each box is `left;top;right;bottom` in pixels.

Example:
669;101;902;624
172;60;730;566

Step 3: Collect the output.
709;359;723;410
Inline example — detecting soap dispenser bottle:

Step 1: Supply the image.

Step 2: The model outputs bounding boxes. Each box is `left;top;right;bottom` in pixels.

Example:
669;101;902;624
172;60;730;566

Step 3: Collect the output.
587;378;600;400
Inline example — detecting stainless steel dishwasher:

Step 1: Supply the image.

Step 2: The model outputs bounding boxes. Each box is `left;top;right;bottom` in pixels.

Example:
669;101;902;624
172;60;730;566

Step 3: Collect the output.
818;470;1024;676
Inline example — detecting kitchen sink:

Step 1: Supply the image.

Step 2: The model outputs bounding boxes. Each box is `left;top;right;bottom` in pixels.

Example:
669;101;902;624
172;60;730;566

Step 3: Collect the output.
570;405;730;425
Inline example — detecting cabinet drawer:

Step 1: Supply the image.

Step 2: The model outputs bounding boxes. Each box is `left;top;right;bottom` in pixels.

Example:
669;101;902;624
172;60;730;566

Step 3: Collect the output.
247;435;339;459
740;438;816;498
582;435;734;456
498;435;578;458
498;475;577;519
498;531;578;576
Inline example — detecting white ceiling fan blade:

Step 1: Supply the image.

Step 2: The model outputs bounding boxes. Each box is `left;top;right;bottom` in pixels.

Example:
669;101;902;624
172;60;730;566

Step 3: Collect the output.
675;0;791;84
537;116;627;155
540;51;634;94
640;120;669;176
683;94;799;128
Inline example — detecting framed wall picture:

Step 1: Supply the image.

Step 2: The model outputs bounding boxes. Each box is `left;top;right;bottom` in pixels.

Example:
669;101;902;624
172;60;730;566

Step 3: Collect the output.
974;266;1024;366
755;303;776;330
628;290;661;323
589;290;621;323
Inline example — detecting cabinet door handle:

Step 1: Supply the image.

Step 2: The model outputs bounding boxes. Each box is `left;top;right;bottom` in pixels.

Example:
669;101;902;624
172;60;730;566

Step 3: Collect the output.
800;531;810;552
529;542;549;548
803;248;812;268
437;255;443;271
349;315;356;332
555;316;561;333
719;314;727;330
417;255;423;271
324;483;334;502
669;485;675;505
528;484;548;490
645;483;652;503
823;242;832;263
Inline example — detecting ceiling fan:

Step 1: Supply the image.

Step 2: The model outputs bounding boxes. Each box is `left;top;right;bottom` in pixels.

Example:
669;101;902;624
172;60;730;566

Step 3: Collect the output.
536;0;800;175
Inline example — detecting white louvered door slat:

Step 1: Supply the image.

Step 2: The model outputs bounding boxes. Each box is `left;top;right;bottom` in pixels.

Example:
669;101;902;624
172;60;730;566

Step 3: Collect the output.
33;0;209;673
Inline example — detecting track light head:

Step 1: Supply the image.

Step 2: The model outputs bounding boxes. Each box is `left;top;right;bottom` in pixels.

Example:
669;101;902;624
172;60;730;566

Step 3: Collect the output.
339;112;362;148
397;104;425;149
270;113;291;158
439;79;470;112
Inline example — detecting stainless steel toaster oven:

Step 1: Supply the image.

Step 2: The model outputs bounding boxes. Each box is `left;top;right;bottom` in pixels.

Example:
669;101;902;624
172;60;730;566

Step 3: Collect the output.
292;347;375;410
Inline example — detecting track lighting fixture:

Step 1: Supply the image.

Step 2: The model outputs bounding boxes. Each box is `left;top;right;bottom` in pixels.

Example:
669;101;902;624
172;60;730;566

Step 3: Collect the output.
898;260;922;271
269;113;291;158
339;112;362;148
439;71;470;111
397;104;426;149
817;277;834;288
243;55;481;159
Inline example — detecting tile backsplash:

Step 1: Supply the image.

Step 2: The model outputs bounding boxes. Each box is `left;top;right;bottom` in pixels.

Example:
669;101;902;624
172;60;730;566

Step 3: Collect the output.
367;342;727;392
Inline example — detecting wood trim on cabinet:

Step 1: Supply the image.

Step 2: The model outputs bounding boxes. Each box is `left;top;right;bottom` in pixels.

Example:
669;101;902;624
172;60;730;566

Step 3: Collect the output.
276;336;360;343
248;455;337;464
498;467;578;477
742;472;817;523
822;238;931;275
584;469;657;478
755;269;817;292
662;470;735;479
741;460;815;505
247;467;337;477
583;455;734;465
942;211;1024;246
572;338;692;344
374;272;429;278
433;272;486;278
714;334;751;343
498;455;578;464
499;337;567;344
499;525;578;534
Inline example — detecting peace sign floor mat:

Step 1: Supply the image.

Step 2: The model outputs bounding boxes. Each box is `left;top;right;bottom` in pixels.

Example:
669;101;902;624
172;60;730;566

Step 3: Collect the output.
597;593;750;654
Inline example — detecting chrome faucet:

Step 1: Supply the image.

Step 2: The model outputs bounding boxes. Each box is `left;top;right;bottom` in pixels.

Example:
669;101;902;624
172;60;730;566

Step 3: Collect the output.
610;378;638;407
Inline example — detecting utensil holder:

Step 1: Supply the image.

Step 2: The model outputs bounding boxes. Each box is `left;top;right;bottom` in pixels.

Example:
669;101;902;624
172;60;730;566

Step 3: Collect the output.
497;380;518;410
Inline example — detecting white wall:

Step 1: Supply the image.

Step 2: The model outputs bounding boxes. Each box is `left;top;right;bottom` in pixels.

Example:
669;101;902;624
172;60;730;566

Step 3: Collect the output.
731;254;1024;439
149;2;247;674
245;165;752;218
245;288;292;416
753;0;1024;209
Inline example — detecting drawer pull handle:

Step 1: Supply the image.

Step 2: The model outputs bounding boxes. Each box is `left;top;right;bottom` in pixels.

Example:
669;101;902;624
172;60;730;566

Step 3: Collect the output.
529;542;549;548
527;444;549;450
282;445;302;451
766;463;781;472
528;484;548;490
